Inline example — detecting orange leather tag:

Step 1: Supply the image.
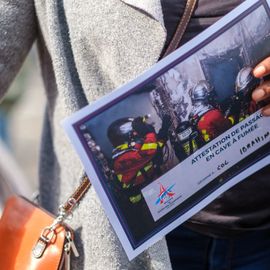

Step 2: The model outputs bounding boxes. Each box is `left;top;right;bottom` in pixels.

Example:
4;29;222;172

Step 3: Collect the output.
0;196;66;270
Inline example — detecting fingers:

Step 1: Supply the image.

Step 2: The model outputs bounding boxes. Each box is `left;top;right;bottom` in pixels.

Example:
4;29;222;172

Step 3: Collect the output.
252;81;270;97
252;81;270;116
253;57;270;115
262;104;270;116
253;57;270;77
252;86;267;103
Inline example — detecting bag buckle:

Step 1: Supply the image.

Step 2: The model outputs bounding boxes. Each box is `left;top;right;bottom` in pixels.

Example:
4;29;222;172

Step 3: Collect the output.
32;226;56;258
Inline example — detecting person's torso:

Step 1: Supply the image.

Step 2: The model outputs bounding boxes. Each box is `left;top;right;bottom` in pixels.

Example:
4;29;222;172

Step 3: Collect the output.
162;0;245;47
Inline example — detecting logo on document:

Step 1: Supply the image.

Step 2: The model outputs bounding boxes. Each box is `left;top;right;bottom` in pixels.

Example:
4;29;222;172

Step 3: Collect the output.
155;183;175;205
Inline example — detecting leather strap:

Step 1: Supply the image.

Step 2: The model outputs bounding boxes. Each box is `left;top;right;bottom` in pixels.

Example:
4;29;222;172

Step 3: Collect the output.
162;0;198;58
62;174;91;214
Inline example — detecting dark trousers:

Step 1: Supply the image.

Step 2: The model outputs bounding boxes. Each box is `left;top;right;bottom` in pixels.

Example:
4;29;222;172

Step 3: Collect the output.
166;225;270;270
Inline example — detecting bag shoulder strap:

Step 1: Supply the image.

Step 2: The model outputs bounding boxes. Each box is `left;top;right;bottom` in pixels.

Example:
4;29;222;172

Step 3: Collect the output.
61;175;91;214
162;0;198;58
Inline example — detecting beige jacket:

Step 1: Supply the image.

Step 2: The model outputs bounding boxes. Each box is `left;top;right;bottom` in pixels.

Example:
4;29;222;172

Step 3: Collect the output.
0;0;172;269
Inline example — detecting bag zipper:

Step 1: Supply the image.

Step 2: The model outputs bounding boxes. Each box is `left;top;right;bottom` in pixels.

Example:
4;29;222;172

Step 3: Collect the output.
63;231;80;270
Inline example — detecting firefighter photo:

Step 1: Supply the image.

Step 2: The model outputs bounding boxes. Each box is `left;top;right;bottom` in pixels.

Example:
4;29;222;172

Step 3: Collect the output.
225;67;261;124
189;80;232;144
107;115;171;206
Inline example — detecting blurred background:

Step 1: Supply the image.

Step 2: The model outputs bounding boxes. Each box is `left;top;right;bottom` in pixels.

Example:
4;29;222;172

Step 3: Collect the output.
0;45;45;211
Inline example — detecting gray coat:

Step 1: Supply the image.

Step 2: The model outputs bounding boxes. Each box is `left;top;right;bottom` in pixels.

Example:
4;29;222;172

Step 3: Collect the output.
0;0;173;269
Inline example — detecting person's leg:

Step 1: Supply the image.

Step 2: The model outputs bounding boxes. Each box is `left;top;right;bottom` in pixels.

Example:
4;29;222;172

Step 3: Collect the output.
167;227;270;270
207;238;232;270
229;229;270;270
166;225;212;270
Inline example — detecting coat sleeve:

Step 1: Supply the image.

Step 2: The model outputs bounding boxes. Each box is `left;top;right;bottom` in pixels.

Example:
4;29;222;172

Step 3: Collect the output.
0;0;37;99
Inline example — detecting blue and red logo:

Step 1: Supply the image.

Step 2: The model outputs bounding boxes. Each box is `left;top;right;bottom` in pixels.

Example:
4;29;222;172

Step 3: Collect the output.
155;183;175;205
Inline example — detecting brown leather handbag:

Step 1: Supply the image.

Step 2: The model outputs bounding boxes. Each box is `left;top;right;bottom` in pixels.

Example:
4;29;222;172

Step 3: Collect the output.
0;176;90;270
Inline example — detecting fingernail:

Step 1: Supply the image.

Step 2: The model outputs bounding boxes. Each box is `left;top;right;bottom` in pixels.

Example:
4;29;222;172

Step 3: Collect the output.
254;65;266;77
253;89;265;100
262;107;270;116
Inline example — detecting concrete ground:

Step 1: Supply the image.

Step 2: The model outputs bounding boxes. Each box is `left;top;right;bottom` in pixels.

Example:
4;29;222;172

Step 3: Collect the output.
0;45;45;202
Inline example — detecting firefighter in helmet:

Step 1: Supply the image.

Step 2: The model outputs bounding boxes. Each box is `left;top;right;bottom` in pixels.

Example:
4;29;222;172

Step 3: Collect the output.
107;115;171;205
169;120;203;162
226;67;261;123
189;80;231;143
176;121;202;161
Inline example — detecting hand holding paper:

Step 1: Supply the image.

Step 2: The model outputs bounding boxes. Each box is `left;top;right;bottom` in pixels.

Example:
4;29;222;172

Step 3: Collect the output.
253;57;270;115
